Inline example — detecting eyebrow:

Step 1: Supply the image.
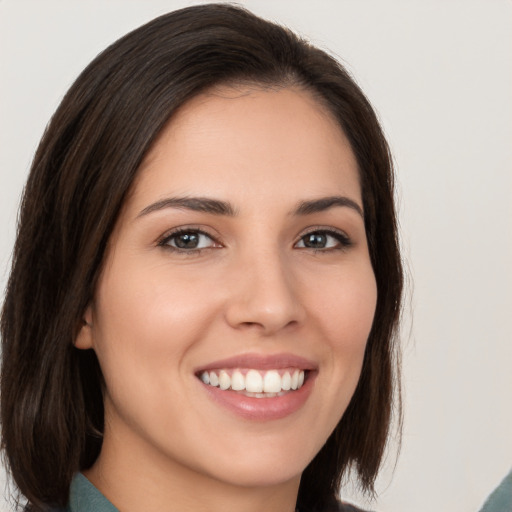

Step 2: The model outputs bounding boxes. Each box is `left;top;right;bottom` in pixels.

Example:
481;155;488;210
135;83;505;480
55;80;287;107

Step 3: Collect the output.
138;197;237;217
293;196;363;218
137;195;363;219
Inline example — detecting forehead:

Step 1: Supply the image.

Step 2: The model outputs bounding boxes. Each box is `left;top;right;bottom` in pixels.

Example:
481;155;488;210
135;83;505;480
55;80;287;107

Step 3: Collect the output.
127;85;361;214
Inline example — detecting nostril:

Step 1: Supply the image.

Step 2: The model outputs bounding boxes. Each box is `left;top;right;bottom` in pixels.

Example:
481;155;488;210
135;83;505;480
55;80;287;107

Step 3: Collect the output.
238;318;299;333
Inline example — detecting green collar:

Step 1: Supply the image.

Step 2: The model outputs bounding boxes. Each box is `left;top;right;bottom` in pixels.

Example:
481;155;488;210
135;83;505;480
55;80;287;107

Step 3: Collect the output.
68;473;119;512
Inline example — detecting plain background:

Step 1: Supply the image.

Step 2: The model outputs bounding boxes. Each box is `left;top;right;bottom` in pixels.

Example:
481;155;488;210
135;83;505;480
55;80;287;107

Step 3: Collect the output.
1;1;511;511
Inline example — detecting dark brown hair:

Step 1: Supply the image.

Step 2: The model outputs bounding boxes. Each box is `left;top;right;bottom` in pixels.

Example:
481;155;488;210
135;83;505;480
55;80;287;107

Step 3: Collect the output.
1;4;403;511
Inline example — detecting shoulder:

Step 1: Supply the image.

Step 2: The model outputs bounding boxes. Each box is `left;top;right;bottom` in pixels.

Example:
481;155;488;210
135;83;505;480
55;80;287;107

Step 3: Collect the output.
302;500;373;512
338;504;373;512
24;506;69;512
335;503;372;512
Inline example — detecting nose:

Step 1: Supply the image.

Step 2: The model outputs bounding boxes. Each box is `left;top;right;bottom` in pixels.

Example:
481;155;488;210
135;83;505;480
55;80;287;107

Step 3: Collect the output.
224;248;305;335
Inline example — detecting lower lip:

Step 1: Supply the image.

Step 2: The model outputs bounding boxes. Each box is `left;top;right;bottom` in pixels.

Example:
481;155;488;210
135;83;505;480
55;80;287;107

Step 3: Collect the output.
200;372;316;421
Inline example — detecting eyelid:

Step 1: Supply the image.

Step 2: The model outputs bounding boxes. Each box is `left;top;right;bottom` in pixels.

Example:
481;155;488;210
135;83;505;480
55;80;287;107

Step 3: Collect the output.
294;226;352;249
299;225;350;238
157;226;222;251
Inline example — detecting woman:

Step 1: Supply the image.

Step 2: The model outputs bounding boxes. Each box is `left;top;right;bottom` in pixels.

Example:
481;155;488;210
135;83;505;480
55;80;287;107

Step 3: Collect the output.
1;4;403;512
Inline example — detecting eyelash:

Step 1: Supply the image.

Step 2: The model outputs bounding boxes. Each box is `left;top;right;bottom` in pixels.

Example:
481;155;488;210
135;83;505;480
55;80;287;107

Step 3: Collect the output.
158;228;218;254
157;227;352;254
297;227;352;252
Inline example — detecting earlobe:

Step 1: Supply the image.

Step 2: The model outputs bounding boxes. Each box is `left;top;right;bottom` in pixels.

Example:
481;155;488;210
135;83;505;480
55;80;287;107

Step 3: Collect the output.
74;306;94;350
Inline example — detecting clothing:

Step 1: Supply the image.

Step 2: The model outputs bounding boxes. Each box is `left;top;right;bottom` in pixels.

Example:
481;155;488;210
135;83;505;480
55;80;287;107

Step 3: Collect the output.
62;473;119;512
308;500;371;512
54;473;368;512
478;468;512;512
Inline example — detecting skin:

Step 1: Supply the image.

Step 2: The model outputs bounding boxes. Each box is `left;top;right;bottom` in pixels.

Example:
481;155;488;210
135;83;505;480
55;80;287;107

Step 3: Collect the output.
76;86;377;512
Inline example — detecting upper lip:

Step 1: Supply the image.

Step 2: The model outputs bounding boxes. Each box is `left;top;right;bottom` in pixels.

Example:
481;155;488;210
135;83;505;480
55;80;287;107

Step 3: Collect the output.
195;352;317;373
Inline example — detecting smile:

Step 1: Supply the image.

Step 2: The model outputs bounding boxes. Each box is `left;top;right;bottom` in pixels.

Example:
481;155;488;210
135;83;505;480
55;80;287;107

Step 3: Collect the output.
195;354;316;420
199;368;306;397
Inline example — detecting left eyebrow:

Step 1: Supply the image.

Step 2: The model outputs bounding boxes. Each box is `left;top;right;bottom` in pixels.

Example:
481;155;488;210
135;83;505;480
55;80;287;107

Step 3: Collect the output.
292;196;363;218
137;196;237;218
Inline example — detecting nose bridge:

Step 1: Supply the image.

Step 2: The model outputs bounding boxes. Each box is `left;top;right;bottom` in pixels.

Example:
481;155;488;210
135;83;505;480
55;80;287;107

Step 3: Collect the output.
225;242;303;334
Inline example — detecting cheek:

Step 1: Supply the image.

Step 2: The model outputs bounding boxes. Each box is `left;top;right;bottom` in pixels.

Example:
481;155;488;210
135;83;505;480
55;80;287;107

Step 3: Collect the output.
88;265;211;439
90;262;216;388
95;258;214;338
291;263;377;456
309;263;377;353
307;261;377;417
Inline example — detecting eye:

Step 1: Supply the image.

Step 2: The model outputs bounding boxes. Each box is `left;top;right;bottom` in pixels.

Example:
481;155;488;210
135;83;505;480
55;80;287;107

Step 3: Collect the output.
295;229;351;251
159;229;218;251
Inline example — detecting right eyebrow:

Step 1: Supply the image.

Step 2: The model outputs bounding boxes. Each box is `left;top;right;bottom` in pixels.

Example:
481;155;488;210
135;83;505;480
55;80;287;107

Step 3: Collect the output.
292;195;364;218
137;196;237;218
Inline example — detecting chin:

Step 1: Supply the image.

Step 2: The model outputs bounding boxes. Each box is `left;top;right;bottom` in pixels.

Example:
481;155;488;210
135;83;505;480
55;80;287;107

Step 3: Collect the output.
211;463;303;489
196;445;312;488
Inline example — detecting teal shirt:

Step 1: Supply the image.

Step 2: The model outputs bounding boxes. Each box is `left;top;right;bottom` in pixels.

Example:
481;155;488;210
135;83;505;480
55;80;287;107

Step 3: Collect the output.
64;474;118;512
478;468;512;512
59;470;512;512
59;473;362;511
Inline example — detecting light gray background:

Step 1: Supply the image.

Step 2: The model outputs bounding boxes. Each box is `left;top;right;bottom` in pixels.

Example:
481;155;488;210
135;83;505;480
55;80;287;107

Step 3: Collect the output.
1;1;511;511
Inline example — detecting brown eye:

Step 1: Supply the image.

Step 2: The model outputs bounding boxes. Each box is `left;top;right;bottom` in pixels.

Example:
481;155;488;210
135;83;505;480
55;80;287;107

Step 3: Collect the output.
173;232;201;249
302;233;328;249
160;230;217;251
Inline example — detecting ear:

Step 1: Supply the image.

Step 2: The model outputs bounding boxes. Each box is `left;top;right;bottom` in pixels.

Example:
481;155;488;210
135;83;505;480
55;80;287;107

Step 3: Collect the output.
75;305;95;350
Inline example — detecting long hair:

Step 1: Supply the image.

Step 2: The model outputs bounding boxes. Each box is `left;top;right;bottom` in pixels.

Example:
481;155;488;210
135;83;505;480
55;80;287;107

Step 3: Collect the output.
1;4;403;511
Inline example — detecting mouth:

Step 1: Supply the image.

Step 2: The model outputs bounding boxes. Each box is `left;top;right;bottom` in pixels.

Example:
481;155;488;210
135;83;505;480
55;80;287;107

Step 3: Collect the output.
197;368;308;398
195;353;317;420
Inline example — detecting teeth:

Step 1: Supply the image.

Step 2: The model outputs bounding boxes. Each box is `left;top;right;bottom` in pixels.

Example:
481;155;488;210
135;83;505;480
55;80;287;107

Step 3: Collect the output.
218;370;230;390
199;368;306;394
209;371;219;387
231;370;245;391
298;370;304;388
282;372;291;391
263;370;281;393
291;370;299;390
245;370;263;393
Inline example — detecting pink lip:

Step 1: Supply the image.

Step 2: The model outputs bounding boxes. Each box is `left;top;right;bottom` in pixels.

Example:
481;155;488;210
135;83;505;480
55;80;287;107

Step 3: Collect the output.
195;352;317;372
200;372;316;421
196;352;318;421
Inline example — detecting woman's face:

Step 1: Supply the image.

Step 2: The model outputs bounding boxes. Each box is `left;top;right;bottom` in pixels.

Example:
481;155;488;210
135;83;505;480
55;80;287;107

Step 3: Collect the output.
77;86;377;491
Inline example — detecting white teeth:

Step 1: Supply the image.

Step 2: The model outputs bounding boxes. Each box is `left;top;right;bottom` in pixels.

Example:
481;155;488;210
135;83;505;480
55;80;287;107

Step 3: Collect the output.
218;370;230;390
291;370;299;390
199;368;306;394
231;370;245;391
209;371;219;387
245;370;263;393
263;370;282;393
282;371;291;391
